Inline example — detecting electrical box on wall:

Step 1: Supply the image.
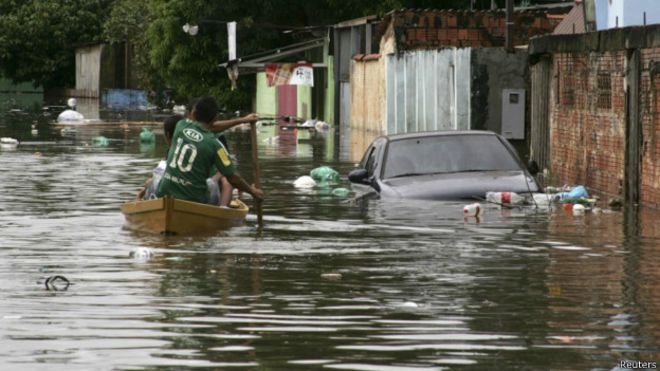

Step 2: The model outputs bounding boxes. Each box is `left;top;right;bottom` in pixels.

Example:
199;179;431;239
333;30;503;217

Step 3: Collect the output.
501;89;525;140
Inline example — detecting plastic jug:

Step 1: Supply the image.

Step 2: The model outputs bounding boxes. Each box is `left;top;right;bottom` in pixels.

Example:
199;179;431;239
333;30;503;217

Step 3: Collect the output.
463;203;481;217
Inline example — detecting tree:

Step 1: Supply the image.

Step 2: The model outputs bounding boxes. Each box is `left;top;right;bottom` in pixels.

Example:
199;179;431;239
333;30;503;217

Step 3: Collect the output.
0;0;112;89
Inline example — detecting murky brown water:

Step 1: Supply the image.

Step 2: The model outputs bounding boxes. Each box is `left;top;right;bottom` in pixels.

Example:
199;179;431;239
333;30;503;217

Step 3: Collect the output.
1;114;660;370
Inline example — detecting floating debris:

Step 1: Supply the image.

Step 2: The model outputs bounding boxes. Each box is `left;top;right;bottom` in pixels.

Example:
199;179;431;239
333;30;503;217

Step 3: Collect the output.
139;127;155;143
91;136;109;147
0;137;19;150
293;175;316;188
310;166;340;183
130;247;154;260
57;109;84;124
44;275;70;291
463;203;481;217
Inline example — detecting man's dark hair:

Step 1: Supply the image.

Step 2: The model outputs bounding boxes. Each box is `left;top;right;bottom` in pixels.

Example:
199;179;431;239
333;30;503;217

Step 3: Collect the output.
193;96;218;124
186;97;198;116
163;114;183;140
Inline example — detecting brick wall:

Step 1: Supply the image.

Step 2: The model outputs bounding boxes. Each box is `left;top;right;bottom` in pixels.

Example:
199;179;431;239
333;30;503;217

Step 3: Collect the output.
549;51;627;200
640;49;660;208
379;9;564;51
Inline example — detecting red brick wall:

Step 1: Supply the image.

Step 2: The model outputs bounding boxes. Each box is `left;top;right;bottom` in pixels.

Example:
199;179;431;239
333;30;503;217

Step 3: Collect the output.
640;49;660;208
549;48;660;207
550;51;627;200
381;9;563;50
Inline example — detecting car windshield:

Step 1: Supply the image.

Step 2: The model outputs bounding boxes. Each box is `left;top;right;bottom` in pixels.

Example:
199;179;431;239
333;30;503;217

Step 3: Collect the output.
383;134;522;179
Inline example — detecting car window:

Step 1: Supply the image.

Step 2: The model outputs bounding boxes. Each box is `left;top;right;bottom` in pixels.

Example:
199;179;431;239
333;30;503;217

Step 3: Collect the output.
365;147;377;176
383;134;521;179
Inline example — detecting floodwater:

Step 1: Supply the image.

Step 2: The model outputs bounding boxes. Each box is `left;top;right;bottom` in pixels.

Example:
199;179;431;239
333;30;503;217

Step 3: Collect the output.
1;113;660;370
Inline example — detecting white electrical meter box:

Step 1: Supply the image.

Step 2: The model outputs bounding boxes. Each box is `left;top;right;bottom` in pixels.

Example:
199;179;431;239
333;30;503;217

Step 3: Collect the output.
501;89;525;140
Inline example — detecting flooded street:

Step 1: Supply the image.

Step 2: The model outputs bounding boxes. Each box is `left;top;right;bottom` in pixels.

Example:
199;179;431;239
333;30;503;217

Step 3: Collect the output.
1;117;660;370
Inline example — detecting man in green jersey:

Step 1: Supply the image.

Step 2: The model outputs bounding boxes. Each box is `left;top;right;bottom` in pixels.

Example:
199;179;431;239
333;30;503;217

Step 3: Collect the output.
156;96;264;204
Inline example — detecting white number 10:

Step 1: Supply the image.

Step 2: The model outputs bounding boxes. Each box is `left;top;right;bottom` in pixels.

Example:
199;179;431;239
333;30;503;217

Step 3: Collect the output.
169;138;197;172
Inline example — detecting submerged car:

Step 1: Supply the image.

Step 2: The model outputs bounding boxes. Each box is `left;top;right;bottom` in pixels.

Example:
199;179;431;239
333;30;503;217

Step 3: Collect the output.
348;131;539;200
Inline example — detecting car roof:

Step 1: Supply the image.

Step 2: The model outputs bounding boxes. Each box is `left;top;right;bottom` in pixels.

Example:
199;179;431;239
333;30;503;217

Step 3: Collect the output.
382;130;498;142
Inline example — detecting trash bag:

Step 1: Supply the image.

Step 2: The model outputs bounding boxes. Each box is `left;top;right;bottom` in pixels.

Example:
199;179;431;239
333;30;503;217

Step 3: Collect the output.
92;136;109;147
310;166;340;183
293;175;316;188
139;127;155;143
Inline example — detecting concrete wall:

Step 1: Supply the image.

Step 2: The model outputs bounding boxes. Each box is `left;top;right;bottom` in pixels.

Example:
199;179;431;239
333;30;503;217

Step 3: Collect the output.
75;45;103;98
470;48;528;133
349;55;386;161
385;48;471;135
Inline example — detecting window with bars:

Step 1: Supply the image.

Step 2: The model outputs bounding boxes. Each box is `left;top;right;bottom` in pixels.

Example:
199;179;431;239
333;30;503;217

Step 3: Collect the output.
560;67;574;107
597;73;611;109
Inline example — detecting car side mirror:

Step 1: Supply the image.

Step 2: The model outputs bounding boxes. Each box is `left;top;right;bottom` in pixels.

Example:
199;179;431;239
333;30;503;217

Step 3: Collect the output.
527;160;540;176
348;168;369;184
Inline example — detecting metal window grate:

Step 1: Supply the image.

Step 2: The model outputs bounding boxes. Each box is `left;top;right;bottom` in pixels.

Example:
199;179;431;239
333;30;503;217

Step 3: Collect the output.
597;73;611;109
561;67;574;107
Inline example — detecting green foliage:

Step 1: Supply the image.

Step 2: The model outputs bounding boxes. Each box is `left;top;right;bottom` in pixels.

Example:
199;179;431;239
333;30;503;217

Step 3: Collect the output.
0;0;112;88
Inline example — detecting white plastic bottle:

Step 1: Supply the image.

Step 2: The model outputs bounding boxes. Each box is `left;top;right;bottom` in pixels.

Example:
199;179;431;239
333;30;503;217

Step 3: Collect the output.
485;192;527;205
463;203;481;217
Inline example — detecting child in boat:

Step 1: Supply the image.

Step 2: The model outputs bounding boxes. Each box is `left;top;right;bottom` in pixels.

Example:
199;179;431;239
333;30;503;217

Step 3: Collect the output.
137;114;182;201
156;96;263;204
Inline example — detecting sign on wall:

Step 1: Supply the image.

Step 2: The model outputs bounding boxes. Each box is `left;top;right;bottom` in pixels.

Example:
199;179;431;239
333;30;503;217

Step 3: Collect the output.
265;63;314;87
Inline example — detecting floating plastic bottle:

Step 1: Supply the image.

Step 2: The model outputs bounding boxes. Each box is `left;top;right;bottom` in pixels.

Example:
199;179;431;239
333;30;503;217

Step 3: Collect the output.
463;203;481;217
485;191;526;205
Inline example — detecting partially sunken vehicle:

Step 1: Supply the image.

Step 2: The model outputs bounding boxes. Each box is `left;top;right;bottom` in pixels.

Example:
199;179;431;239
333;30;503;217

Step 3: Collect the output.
348;131;539;200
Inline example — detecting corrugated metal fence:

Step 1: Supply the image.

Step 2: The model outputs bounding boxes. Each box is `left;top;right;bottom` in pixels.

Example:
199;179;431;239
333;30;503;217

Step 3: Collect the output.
386;48;471;135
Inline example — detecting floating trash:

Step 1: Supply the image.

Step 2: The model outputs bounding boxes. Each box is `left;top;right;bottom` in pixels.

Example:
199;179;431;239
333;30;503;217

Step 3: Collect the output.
129;247;154;260
572;204;586;216
0;137;19;150
91;136;109;147
463;203;481;217
57;109;84;123
321;273;342;280
293;175;316;188
44;275;70;291
310;166;340;183
139;127;155;143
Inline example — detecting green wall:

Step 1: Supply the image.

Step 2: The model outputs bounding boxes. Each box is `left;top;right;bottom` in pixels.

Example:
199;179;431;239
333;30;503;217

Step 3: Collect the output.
255;72;277;116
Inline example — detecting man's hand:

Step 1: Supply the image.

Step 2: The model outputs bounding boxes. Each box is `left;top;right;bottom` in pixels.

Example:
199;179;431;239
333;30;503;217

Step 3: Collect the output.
243;113;259;123
250;185;264;201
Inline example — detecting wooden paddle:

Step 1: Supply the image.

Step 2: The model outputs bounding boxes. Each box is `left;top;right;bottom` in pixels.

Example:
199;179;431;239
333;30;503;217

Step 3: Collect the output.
250;121;263;226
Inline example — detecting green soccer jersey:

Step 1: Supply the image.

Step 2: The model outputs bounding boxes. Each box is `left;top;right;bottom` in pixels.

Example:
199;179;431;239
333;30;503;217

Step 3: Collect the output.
156;119;236;203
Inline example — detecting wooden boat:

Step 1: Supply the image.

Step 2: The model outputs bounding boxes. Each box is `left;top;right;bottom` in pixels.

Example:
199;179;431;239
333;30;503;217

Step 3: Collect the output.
120;196;249;235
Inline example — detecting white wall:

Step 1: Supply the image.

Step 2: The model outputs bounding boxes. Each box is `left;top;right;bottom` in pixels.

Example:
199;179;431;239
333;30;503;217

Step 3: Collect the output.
604;0;660;29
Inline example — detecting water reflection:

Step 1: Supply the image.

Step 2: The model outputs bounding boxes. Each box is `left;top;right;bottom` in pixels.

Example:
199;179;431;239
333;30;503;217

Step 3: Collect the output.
1;115;660;369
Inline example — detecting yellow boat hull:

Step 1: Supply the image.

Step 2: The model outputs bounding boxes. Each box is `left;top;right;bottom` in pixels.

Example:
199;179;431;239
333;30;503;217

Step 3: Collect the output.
120;196;249;235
